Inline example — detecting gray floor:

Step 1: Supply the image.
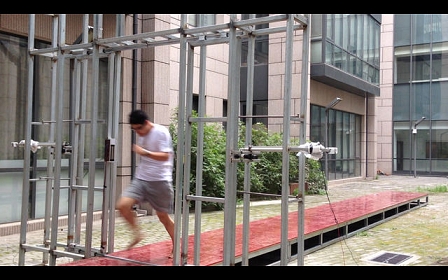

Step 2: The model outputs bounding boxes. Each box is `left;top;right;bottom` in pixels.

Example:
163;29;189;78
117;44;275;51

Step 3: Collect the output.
1;175;448;266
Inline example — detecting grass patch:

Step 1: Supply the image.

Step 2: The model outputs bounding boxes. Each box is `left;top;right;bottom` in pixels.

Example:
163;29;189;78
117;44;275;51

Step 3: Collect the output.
417;184;448;193
356;231;370;237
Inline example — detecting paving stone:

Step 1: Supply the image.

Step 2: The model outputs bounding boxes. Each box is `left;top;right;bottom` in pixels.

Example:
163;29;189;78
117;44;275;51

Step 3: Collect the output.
1;175;447;266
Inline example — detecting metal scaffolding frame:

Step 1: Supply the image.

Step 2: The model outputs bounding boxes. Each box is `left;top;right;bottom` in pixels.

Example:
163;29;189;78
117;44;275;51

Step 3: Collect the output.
17;14;312;266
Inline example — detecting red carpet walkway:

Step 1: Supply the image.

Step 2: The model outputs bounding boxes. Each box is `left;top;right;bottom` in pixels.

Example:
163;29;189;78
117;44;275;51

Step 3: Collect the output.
61;190;428;266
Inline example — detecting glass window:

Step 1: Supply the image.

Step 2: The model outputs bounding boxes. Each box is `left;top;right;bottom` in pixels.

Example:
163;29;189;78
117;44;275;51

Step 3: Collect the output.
0;32;108;223
412;82;430;121
393;43;448;83
311;14;322;38
326;14;333;41
241;14;269;66
309;105;324;143
310;104;361;180
0;172;23;223
367;20;375;66
311;41;322;63
240;101;268;127
431;81;448;120
334;14;343;47
394;14;411;46
320;14;379;85
395;46;412;84
187;14;216;27
393;121;412;172
0;34;28;161
412;14;433;45
187;14;196;26
373;23;380;68
431;42;448;80
393;14;448;175
349;55;362;78
325;42;334;65
348;14;358;54
432;14;448;43
356;15;364;59
393;84;411;121
334;110;343;160
429;121;448;172
368;64;379;84
333;46;346;71
342;14;349;50
412;51;431;81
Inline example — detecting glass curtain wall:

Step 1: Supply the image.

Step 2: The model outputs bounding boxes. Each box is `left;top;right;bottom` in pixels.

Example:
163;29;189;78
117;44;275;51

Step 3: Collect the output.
309;105;361;180
310;14;376;180
311;14;380;85
240;14;269;127
0;32;107;224
393;14;448;175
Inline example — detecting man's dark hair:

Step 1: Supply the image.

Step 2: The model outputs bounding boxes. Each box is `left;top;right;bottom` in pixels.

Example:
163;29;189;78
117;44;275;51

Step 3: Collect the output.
129;109;149;125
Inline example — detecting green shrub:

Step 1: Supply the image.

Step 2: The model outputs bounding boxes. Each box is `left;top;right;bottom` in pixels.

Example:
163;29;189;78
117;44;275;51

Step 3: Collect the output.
304;158;327;194
169;109;327;210
169;109;227;210
289;145;327;196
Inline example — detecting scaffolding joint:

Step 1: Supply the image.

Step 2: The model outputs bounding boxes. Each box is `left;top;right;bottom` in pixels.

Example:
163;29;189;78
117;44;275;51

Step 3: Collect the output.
231;147;261;163
62;141;72;154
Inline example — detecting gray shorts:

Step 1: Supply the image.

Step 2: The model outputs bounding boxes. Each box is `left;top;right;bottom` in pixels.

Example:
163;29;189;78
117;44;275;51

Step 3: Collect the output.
122;178;174;214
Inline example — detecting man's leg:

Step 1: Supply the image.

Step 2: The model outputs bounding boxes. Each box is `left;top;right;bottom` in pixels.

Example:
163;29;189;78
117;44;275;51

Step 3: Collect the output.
117;196;143;249
156;211;175;257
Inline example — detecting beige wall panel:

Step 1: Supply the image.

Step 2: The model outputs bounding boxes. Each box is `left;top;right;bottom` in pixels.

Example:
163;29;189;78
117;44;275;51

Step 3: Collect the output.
0;14;117;43
169;52;180;91
377;13;394;174
207;96;223;118
154;61;171;105
268;37;283;64
214;55;230;74
151;104;171;127
141;61;155;104
206;71;227;100
1;14;40;38
169;89;179;113
310;80;365;115
208;43;229;64
268;75;283;100
291;73;302;99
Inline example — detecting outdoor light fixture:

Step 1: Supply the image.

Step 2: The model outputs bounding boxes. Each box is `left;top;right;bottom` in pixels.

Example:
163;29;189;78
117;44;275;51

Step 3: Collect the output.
325;97;342;186
413;116;426;178
325;97;342;111
413;116;426;131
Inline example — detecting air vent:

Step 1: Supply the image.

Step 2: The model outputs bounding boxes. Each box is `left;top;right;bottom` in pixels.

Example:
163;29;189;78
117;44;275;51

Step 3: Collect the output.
363;251;418;266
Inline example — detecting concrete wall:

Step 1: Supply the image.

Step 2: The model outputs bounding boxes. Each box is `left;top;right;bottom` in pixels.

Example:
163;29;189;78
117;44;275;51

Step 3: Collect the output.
377;14;394;175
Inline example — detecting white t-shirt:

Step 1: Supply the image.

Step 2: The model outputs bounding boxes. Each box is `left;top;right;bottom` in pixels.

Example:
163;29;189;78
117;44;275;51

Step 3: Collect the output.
134;123;174;182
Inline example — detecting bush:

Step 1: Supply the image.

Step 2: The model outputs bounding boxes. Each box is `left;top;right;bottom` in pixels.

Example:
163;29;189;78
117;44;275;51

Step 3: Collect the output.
169;109;227;210
303;158;327;194
169;109;327;210
289;149;327;195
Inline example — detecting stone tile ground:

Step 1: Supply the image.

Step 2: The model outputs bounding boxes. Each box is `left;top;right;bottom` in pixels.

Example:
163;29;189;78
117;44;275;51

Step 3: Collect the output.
1;175;447;266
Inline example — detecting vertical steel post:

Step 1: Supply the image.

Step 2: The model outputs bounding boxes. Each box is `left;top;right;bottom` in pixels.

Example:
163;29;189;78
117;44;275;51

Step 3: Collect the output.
297;14;311;266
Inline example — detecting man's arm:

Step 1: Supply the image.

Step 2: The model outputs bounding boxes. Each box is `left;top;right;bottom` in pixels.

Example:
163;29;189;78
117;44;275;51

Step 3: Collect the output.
133;144;170;161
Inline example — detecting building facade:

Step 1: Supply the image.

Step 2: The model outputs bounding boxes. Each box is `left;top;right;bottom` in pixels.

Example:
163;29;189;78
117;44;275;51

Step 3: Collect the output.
0;14;443;228
391;14;448;176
